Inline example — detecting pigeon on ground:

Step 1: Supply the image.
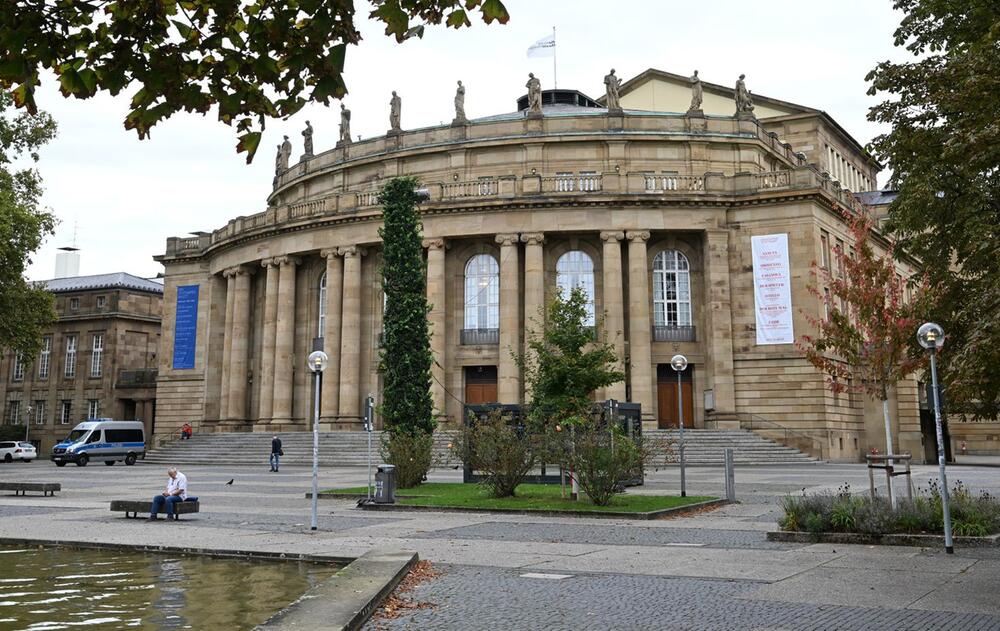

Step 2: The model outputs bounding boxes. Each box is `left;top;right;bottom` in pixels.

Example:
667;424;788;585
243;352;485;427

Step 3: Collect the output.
225;479;234;486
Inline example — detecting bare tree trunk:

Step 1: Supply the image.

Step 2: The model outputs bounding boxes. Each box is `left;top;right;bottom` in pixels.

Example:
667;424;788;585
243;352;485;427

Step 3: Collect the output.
881;397;896;509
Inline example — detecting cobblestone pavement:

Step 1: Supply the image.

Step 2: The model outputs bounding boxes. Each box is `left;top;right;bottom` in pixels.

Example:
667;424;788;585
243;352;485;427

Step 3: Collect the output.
366;564;1000;631
412;521;799;550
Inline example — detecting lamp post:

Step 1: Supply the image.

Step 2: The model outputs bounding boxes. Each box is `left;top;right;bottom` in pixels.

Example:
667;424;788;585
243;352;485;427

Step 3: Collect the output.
917;322;953;554
24;405;32;443
306;350;328;531
671;354;688;498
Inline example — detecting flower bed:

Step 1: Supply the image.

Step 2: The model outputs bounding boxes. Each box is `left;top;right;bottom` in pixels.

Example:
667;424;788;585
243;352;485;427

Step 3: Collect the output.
779;481;1000;537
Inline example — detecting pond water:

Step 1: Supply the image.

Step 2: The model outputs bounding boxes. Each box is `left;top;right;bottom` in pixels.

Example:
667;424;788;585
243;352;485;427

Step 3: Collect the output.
0;545;339;629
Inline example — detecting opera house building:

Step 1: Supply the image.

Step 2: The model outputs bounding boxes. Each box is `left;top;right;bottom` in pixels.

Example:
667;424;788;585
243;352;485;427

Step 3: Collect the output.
155;68;934;462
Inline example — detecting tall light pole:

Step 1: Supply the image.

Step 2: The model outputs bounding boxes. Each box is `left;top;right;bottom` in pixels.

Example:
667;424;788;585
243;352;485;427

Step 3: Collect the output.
307;350;328;531
917;322;953;554
671;354;688;498
24;405;32;443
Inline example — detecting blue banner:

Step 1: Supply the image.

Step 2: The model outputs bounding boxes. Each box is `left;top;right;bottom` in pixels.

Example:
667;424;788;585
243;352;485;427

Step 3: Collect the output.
172;284;199;369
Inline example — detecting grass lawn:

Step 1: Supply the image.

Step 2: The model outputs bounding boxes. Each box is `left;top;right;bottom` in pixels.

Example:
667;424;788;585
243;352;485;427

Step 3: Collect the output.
325;482;715;513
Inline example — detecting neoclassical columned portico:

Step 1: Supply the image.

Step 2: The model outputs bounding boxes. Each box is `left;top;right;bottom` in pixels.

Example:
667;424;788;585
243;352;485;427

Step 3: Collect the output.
320;248;343;424
626;231;654;421
496;233;521;403
601;231;626;401
338;245;365;423
257;258;280;422
226;265;254;423
424;238;447;415
271;256;299;425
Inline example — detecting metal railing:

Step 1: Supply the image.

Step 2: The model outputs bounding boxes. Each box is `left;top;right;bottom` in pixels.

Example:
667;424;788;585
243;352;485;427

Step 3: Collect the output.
652;325;696;342
460;328;499;345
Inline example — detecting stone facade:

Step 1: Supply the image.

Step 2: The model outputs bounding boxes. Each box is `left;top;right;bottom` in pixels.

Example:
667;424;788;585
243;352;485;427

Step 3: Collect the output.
156;71;928;462
0;273;162;451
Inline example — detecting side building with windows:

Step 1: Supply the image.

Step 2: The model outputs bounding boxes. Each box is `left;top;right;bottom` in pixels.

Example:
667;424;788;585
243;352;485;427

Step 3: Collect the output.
0;273;162;451
155;68;931;462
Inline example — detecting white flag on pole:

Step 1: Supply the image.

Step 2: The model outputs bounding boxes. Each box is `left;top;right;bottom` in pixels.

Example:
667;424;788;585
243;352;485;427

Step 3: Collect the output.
527;34;555;58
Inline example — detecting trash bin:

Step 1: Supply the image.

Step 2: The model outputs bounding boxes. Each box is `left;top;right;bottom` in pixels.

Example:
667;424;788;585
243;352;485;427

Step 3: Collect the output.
374;464;396;504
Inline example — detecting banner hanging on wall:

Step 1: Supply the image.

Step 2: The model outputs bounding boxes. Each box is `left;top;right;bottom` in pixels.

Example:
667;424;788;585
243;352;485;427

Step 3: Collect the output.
172;284;199;369
751;233;794;345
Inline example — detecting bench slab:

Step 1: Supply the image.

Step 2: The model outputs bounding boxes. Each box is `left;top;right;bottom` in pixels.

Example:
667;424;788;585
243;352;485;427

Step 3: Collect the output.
0;482;61;496
110;499;200;520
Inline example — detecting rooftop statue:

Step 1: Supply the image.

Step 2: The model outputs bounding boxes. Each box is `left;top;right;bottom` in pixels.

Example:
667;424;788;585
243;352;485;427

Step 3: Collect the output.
735;73;754;116
689;70;703;112
454;80;467;123
339;103;352;144
302;120;313;157
389;91;402;132
604;68;622;111
526;73;542;115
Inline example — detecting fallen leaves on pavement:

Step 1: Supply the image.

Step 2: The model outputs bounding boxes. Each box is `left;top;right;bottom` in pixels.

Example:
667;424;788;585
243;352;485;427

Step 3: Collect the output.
368;560;441;629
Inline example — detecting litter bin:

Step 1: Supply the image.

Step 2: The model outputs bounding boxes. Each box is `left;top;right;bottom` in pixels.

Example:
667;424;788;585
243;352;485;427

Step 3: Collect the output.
374;464;396;504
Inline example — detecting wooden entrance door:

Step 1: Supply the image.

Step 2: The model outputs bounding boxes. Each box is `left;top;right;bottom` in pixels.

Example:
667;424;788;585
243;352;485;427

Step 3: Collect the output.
464;366;498;404
657;364;694;429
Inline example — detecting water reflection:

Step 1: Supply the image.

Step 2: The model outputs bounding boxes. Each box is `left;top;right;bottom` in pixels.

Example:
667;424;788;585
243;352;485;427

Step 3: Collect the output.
0;546;338;629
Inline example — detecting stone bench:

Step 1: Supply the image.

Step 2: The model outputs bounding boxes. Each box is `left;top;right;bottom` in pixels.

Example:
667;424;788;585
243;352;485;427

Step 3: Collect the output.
110;498;200;520
0;482;61;497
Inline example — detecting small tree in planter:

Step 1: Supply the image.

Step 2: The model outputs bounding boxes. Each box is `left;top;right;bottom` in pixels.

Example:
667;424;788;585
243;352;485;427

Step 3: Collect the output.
798;208;934;506
378;177;435;488
452;408;537;498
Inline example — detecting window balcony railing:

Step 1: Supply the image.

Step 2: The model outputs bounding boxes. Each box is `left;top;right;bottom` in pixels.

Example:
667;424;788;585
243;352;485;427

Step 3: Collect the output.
460;328;500;345
652;325;696;343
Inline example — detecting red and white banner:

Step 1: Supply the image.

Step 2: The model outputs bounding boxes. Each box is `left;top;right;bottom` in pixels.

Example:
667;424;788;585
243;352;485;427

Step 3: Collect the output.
751;233;794;345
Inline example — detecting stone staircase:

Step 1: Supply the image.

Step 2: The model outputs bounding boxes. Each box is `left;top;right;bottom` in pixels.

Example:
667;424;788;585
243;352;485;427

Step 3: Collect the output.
143;428;816;467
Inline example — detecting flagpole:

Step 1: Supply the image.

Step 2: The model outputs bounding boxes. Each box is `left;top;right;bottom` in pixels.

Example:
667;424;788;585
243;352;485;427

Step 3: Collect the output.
552;26;557;89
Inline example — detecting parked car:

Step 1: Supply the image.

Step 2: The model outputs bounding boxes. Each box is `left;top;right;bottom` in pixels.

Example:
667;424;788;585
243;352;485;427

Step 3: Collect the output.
0;441;37;463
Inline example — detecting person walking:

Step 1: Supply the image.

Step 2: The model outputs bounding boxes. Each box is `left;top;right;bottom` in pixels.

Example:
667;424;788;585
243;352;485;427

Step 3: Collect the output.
270;435;283;472
150;467;187;520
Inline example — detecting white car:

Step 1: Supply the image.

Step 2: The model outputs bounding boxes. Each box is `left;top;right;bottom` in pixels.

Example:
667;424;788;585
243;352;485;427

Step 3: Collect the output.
0;441;37;463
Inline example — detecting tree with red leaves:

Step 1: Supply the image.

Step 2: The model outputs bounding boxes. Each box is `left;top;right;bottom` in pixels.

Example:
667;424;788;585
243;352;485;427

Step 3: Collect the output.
799;208;933;506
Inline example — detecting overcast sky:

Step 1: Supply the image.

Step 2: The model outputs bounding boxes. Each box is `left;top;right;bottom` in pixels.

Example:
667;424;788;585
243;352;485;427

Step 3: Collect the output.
23;0;905;282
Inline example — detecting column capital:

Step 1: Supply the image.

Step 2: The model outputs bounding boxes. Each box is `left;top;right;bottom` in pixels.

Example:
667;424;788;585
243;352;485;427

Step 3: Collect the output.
260;258;273;269
422;238;446;250
600;231;625;243
224;264;254;278
320;248;341;259
339;245;366;258
272;255;300;267
520;232;545;246
495;233;519;247
626;230;651;243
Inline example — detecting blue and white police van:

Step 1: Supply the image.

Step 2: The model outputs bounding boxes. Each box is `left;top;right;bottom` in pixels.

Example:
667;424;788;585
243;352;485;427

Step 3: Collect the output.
50;419;146;467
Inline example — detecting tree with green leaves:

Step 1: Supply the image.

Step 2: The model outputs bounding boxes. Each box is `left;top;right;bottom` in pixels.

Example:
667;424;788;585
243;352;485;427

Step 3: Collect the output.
866;1;1000;418
798;209;933;505
378;176;434;486
0;90;57;362
0;1;509;162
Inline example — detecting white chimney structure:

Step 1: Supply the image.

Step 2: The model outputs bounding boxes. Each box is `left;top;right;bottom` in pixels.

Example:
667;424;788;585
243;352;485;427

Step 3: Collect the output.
54;247;80;279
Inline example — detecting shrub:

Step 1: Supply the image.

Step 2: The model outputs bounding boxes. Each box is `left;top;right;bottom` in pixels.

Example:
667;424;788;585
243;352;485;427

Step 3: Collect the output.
454;410;537;498
571;425;646;506
380;430;434;489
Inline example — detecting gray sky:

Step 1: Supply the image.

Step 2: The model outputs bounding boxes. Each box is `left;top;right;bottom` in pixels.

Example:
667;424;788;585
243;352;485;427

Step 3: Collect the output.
24;0;905;281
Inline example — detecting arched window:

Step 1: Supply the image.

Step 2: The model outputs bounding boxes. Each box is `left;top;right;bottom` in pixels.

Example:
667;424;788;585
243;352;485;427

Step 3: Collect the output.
464;254;499;330
556;250;595;325
652;250;692;327
318;272;327;337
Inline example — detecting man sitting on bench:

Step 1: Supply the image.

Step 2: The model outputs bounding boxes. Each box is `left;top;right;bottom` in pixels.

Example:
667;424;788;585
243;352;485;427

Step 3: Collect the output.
150;467;188;520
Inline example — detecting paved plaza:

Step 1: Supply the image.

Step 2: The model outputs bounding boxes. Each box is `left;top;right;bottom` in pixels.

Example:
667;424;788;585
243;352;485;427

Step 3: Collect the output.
1;460;999;630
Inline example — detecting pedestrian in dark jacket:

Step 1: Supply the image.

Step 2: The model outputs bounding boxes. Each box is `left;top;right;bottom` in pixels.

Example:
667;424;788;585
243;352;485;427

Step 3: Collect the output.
270;435;282;472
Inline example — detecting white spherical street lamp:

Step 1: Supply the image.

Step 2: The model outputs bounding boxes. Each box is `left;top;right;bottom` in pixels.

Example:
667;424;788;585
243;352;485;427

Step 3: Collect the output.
671;354;688;497
917;322;953;553
306;350;329;531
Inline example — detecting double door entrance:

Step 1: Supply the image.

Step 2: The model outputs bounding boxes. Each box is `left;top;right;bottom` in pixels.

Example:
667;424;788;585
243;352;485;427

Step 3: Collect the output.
464;365;498;404
656;363;694;429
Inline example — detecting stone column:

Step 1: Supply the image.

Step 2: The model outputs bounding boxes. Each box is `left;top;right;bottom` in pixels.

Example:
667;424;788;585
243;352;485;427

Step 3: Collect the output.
703;230;736;423
338;246;365;420
271;256;299;426
227;265;254;423
626;231;654;423
496;233;521;403
320;249;343;423
257;258;279;422
602;231;626;400
220;270;237;420
424;238;447;416
521;233;545;399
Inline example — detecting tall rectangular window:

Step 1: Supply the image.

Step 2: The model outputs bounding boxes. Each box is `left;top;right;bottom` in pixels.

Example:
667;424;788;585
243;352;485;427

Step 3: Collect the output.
91;334;104;378
34;401;46;425
820;231;830;269
60;400;72;424
834;238;845;277
7;400;20;425
87;399;99;419
64;336;77;378
12;352;24;382
38;337;50;379
96;296;107;309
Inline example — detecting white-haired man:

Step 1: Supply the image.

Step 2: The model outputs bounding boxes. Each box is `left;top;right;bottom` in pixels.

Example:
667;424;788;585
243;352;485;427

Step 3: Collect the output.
150;467;188;520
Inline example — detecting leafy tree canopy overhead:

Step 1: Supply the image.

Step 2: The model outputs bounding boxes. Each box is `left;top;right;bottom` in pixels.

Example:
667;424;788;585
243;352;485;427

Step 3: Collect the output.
0;1;509;163
0;90;57;360
866;0;1000;417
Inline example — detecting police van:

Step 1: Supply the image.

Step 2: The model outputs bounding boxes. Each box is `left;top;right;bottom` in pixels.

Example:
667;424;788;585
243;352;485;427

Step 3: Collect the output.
50;419;146;467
